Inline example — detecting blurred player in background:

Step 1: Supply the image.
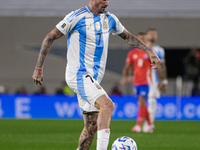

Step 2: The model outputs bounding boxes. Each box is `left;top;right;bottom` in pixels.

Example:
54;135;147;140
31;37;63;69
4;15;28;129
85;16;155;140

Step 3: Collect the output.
121;32;154;133
32;0;160;149
143;28;168;131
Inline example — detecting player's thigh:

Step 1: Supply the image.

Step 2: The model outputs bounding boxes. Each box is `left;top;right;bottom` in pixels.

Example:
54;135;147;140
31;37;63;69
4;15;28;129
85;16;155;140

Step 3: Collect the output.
134;86;140;96
67;72;107;106
95;94;114;110
82;74;108;106
134;85;149;98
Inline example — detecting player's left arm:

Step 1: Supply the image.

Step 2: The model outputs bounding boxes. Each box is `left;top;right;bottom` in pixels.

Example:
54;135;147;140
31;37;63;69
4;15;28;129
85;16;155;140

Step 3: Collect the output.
158;62;168;92
119;29;160;69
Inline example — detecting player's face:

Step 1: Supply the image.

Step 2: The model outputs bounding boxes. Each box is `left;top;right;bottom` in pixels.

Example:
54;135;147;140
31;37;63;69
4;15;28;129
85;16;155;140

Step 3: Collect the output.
146;30;158;43
93;0;109;14
137;34;146;43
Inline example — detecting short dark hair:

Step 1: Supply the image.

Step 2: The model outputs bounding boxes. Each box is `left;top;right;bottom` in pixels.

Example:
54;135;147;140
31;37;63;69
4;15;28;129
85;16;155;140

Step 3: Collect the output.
137;32;145;36
146;28;157;34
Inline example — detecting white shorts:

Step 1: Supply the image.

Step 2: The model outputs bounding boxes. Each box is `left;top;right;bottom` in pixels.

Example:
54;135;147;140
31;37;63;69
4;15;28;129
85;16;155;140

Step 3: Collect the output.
148;82;160;98
66;71;107;113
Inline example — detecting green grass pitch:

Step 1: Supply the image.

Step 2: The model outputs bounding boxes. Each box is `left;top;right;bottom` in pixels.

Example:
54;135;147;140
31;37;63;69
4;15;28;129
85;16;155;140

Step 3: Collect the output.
0;120;199;150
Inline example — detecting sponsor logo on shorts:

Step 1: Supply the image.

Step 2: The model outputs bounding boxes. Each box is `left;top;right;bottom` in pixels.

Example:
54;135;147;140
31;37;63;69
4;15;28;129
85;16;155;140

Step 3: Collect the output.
61;23;66;28
141;91;146;96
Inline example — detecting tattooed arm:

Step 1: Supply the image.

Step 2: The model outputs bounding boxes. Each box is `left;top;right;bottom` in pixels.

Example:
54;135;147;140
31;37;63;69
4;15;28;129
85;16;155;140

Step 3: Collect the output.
32;27;64;85
119;29;160;69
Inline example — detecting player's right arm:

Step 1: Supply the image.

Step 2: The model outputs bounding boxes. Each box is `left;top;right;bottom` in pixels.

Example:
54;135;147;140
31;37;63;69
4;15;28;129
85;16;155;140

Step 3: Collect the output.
120;64;132;85
32;28;64;85
119;29;160;69
120;51;134;85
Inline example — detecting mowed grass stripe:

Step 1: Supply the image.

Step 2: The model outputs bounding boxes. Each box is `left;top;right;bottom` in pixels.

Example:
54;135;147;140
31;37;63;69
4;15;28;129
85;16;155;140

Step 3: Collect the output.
0;120;199;150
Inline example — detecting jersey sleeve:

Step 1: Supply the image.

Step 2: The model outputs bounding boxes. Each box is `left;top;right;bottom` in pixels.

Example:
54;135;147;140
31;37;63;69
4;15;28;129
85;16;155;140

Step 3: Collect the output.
56;11;77;35
159;47;165;63
126;51;133;65
110;13;125;35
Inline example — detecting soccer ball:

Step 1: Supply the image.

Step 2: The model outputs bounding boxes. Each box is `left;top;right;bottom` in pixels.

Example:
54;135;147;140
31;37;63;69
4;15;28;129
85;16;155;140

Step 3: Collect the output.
112;136;137;150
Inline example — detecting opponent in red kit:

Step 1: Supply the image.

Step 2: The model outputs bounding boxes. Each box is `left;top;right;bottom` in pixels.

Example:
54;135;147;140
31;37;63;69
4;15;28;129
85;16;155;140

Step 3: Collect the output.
121;32;154;133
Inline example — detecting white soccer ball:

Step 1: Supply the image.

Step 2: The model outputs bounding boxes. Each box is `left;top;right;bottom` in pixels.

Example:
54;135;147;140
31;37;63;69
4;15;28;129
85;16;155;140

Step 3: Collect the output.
111;136;137;150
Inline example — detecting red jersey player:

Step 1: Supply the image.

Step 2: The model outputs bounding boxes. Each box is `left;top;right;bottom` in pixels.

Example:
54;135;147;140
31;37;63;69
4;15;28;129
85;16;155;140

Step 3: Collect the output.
121;32;154;133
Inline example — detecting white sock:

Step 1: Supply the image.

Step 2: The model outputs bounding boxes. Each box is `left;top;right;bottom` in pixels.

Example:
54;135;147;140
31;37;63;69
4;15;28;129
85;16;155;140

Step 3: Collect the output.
97;128;110;150
148;97;157;123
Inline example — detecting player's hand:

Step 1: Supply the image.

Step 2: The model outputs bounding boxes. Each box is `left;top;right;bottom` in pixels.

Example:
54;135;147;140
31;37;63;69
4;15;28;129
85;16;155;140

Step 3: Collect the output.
120;77;126;85
158;82;167;93
161;84;167;93
127;75;133;83
149;52;160;69
32;68;43;85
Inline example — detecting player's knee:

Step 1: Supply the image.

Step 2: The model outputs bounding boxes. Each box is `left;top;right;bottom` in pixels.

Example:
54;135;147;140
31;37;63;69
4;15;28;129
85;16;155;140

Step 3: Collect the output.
103;98;115;113
138;96;146;105
96;96;115;113
109;101;115;112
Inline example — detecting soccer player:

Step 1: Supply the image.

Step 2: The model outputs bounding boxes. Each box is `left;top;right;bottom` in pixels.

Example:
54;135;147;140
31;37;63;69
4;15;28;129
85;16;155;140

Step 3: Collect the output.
32;1;160;149
121;32;154;133
143;28;168;132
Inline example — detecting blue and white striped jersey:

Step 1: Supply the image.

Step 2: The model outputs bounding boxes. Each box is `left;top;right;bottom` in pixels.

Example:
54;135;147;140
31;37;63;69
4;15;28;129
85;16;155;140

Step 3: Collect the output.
151;45;165;84
56;6;125;83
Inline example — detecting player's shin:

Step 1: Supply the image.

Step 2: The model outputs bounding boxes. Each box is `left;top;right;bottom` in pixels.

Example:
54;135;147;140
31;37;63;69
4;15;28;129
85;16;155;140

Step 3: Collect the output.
95;96;114;150
97;128;110;150
78;113;98;150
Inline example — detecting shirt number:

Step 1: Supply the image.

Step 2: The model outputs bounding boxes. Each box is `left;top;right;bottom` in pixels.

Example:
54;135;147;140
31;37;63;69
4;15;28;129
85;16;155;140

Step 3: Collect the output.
97;33;101;45
137;59;143;67
85;75;94;83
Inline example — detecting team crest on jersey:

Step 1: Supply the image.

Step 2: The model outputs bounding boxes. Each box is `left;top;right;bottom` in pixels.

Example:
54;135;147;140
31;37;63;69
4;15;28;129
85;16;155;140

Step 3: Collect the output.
141;91;146;96
144;54;149;59
87;23;93;30
103;21;108;30
95;22;101;31
95;83;102;90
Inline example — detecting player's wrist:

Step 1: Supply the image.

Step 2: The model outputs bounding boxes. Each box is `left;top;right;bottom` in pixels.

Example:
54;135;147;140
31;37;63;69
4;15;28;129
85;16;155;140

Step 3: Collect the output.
35;67;43;71
162;79;168;85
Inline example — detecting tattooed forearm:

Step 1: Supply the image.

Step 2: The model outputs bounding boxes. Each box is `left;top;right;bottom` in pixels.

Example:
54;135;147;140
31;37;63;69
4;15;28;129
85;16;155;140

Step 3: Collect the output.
78;113;98;150
35;28;64;68
119;29;151;53
160;62;168;80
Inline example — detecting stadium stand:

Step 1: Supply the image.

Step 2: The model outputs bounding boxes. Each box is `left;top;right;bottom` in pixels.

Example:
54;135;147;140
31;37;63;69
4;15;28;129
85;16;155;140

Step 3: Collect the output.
0;0;200;94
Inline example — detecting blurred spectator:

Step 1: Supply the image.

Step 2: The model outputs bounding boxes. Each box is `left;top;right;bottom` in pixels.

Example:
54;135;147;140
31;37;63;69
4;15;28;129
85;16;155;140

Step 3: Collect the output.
63;84;75;95
15;85;28;94
196;49;200;77
55;81;75;95
0;85;8;94
34;86;46;95
55;87;63;94
183;46;200;82
110;84;122;96
191;81;200;96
